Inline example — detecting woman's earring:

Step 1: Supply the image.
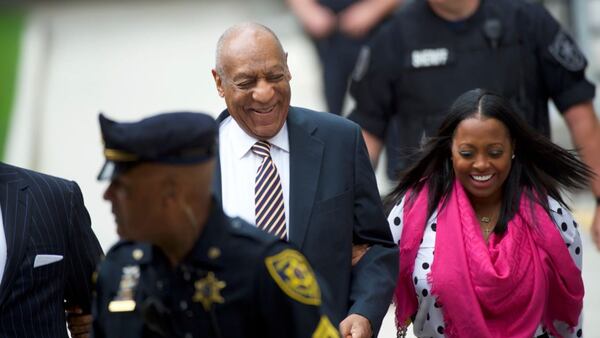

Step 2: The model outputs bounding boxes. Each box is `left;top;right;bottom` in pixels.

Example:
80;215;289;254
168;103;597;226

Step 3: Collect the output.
511;154;515;160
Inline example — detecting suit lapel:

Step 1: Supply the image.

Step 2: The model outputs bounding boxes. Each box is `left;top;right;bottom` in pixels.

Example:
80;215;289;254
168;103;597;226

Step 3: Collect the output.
213;107;324;248
287;108;323;248
212;110;230;203
0;165;30;306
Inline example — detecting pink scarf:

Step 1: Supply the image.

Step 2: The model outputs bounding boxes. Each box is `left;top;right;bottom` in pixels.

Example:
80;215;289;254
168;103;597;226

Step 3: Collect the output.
394;180;583;338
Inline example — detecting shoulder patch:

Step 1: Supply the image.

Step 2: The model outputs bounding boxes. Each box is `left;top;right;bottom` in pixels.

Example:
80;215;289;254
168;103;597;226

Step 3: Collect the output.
548;30;586;71
352;46;371;82
312;316;340;338
265;249;321;306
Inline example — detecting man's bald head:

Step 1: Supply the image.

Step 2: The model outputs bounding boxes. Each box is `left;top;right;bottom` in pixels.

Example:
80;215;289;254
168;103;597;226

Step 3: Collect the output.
215;22;286;77
212;23;291;139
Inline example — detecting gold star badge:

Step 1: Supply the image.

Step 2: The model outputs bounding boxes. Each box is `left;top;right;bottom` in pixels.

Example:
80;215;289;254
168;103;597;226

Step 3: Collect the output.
193;272;226;311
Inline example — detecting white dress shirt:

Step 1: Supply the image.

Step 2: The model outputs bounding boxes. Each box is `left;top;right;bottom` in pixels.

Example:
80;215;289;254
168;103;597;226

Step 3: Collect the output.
219;116;290;234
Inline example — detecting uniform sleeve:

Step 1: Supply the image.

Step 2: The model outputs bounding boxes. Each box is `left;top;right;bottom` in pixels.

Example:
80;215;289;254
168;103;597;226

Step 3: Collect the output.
387;196;406;245
528;3;595;112
348;22;400;139
257;244;340;338
346;125;399;335
64;181;104;313
547;198;584;338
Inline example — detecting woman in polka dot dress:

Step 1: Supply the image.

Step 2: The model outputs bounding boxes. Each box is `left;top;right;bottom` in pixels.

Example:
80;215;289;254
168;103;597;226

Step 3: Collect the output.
386;89;589;338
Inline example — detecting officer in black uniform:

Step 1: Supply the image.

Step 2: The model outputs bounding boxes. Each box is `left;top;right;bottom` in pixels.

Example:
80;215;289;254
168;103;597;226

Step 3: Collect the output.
92;112;340;338
348;0;599;181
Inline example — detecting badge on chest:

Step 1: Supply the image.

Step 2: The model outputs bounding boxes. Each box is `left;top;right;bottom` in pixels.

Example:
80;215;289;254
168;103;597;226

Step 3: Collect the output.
193;272;227;311
108;265;140;312
411;48;450;68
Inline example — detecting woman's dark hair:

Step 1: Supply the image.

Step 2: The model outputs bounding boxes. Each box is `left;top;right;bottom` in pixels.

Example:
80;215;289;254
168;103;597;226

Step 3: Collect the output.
385;88;593;234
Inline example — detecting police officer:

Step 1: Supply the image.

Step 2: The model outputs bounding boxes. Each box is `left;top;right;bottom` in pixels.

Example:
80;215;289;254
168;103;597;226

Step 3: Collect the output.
348;0;600;246
92;112;339;338
288;0;400;115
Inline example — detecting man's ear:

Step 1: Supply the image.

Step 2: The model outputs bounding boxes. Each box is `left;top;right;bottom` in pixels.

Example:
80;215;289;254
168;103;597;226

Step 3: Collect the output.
212;69;225;98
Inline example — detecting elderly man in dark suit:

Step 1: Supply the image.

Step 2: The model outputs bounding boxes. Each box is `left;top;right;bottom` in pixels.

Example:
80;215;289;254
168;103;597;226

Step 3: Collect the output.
211;23;398;338
0;162;102;337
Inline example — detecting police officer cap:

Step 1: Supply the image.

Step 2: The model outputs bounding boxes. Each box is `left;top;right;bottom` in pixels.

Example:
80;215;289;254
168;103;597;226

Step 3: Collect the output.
97;112;217;181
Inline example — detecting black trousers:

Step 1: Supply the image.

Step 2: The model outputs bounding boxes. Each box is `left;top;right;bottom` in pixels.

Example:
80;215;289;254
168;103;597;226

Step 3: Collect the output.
314;32;365;116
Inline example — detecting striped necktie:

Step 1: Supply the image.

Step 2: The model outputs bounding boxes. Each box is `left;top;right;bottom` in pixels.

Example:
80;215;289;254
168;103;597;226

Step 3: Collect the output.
251;141;287;239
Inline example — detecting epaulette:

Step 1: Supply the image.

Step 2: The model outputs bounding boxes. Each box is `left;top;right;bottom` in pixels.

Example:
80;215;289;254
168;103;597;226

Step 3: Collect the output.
227;217;280;246
105;240;153;265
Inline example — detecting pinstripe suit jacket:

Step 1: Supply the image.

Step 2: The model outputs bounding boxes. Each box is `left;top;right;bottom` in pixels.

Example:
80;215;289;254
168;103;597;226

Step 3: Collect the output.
0;162;103;338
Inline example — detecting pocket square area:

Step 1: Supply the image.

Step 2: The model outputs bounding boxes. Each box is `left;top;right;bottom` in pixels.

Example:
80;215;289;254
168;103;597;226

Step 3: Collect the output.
33;254;63;268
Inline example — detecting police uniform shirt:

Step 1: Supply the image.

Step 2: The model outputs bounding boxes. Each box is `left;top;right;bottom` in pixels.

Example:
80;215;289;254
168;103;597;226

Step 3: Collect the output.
387;196;584;338
348;0;595;178
93;203;339;338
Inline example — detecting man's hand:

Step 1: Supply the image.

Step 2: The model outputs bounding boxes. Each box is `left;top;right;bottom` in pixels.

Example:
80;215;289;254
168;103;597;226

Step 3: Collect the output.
352;244;370;266
338;1;381;38
339;313;372;338
287;0;337;39
592;205;600;250
66;306;92;338
339;0;400;38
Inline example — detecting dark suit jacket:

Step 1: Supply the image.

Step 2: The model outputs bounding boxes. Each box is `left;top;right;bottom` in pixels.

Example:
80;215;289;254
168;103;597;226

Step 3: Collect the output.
0;162;103;338
214;107;398;335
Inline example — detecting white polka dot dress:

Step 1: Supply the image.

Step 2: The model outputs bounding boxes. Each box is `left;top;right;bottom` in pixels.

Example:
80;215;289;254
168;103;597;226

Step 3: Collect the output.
387;196;583;338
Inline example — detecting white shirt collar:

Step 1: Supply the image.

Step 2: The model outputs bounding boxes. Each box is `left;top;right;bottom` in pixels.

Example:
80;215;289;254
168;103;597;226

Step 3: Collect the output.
222;116;289;159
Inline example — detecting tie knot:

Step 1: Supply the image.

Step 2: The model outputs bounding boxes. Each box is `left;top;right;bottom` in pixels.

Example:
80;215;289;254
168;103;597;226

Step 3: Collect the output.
251;141;271;158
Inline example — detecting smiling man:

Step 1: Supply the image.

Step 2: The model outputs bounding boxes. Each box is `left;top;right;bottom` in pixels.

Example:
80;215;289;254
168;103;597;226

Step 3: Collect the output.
211;23;398;338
